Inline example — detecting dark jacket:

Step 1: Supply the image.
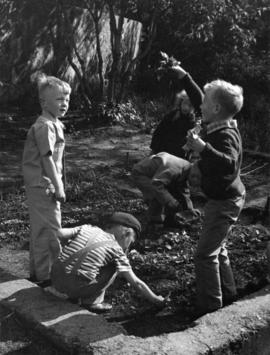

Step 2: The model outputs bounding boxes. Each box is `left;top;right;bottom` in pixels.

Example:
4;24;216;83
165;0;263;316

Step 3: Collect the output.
198;127;245;199
150;73;203;158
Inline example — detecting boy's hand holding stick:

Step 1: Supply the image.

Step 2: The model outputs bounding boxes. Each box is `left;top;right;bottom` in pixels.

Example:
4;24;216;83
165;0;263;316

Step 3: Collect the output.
182;121;202;152
186;130;206;153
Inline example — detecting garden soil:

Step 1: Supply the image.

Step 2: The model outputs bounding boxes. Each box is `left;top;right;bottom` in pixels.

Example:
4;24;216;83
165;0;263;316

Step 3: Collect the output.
1;118;270;347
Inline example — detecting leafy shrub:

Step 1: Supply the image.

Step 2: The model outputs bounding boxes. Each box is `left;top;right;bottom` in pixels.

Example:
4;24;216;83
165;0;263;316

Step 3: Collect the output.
89;95;168;131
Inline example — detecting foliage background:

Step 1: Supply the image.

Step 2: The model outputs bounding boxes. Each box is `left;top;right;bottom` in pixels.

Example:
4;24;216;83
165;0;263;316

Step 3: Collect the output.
0;1;269;342
0;0;269;151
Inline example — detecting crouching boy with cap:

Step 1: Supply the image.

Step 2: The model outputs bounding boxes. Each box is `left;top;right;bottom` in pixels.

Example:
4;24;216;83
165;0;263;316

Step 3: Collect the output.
51;212;165;312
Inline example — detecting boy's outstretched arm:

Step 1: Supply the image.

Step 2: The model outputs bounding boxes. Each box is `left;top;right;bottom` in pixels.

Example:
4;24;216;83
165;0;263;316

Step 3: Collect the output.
121;269;165;305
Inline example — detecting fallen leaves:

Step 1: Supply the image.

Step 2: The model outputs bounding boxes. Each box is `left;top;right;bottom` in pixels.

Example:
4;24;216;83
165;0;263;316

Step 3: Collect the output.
1;136;270;335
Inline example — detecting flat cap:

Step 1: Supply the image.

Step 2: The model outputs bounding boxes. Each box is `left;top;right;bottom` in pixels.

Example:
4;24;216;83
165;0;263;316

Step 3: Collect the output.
108;212;141;238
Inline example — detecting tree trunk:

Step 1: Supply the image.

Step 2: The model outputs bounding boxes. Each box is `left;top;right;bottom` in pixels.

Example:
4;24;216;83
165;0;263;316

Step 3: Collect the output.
117;9;157;102
67;52;92;109
45;0;65;75
107;0;125;103
60;2;92;108
93;16;104;99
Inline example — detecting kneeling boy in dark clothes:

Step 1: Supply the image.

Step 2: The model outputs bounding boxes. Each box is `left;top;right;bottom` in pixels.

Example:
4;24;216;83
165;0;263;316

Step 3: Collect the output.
131;152;201;227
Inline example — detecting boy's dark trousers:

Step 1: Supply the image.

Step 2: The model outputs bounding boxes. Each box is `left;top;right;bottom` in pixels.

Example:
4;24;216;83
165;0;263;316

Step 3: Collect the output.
51;239;117;305
194;192;245;314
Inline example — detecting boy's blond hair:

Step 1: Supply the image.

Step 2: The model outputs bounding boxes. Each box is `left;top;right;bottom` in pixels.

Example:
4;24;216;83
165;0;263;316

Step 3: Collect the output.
204;80;243;116
31;72;71;99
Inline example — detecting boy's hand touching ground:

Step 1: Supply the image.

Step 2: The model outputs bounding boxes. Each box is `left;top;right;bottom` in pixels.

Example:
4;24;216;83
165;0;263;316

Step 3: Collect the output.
154;295;166;304
153;292;172;308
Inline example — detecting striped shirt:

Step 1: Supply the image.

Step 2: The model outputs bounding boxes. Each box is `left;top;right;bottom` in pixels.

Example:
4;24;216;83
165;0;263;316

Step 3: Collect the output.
59;225;131;281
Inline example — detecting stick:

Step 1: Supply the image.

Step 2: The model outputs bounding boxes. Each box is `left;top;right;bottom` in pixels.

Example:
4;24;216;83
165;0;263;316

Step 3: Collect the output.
244;149;270;159
241;160;257;171
240;163;269;176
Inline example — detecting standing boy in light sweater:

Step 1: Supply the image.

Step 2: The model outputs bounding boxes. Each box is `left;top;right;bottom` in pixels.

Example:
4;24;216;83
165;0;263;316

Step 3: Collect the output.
23;74;71;285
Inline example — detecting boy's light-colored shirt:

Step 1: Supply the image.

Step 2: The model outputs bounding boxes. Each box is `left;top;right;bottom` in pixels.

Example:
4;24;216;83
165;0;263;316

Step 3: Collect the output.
22;115;65;188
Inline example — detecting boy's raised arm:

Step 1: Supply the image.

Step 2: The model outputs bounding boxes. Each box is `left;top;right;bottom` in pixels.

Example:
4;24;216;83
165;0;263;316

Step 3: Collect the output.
167;64;204;112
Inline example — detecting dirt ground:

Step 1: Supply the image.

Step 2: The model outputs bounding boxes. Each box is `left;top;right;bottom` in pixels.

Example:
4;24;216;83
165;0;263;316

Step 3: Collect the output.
1;115;270;349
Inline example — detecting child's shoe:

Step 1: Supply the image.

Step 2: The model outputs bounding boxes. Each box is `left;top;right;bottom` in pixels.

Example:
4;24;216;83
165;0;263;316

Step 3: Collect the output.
83;302;112;313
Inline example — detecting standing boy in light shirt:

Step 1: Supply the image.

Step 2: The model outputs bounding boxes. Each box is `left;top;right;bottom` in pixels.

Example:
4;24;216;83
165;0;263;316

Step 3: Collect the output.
22;74;71;286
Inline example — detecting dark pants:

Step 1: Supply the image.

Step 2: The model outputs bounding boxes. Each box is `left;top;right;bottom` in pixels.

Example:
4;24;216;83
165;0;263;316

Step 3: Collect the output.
51;261;116;305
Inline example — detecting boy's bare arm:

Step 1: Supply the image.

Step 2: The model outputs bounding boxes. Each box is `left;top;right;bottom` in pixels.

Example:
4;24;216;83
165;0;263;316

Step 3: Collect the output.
42;154;66;202
121;269;165;305
57;227;81;239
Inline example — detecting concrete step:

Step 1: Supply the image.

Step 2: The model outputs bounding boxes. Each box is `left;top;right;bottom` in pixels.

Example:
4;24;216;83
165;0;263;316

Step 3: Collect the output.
1;279;270;354
0;279;126;354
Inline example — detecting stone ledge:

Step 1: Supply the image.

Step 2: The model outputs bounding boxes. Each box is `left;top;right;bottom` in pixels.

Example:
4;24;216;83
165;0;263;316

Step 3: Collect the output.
0;279;126;354
0;279;270;354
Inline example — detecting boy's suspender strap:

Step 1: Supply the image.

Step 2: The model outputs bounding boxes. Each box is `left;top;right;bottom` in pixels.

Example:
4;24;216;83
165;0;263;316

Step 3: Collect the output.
71;240;117;275
61;239;118;275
